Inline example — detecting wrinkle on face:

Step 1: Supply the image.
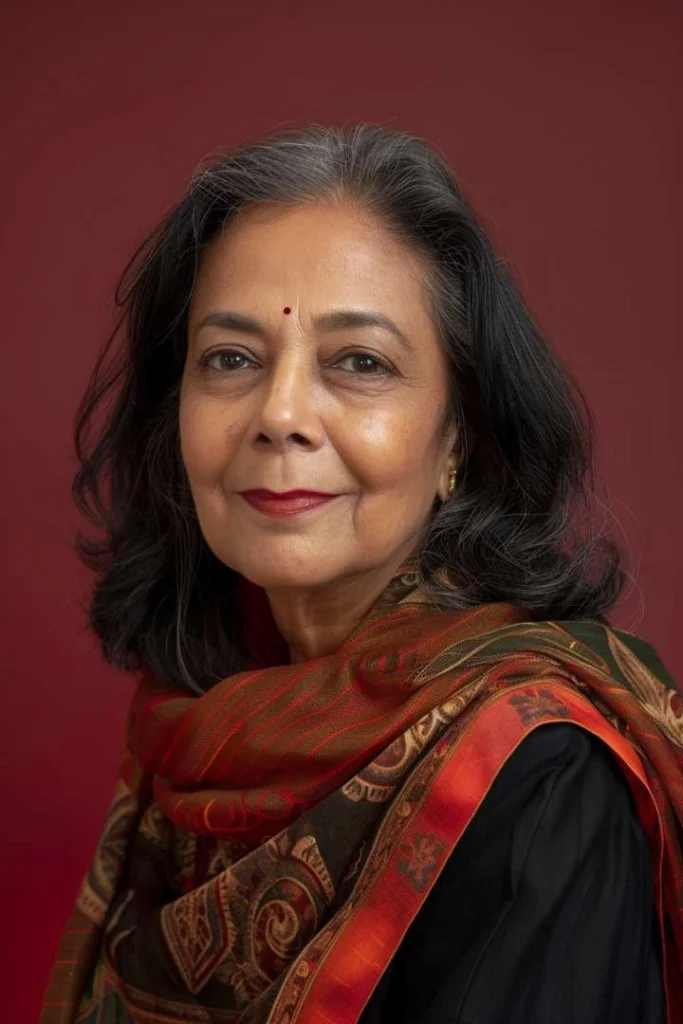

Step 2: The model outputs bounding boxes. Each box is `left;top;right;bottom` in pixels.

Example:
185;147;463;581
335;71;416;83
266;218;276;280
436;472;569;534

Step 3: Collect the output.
180;200;459;663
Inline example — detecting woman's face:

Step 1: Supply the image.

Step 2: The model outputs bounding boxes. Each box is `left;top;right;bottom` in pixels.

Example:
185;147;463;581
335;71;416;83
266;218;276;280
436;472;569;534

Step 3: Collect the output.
180;200;458;591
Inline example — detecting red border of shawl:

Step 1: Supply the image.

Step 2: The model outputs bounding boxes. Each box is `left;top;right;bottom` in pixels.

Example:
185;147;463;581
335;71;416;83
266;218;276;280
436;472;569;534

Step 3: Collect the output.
273;681;679;1024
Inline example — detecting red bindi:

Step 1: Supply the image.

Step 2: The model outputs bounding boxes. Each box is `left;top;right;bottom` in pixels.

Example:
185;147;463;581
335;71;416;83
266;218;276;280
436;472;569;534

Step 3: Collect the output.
283;306;292;314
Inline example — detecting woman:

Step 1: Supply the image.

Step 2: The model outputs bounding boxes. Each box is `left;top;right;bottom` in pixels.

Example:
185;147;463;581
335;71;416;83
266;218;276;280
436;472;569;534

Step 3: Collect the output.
41;123;682;1023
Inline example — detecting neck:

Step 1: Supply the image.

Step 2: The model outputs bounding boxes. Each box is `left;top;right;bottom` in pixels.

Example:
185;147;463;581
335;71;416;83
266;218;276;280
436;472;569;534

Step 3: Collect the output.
265;548;419;664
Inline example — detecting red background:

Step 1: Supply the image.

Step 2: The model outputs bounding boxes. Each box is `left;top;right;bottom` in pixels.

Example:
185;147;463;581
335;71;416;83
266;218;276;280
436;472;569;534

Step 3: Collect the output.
1;1;680;1019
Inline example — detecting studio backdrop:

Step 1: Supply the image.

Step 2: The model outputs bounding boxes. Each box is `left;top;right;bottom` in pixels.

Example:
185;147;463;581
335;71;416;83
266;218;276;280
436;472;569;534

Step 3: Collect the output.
0;1;680;1020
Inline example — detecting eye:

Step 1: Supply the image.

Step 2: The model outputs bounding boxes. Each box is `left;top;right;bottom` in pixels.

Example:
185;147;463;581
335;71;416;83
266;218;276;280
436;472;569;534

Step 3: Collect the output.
198;349;257;373
197;348;394;377
333;351;393;376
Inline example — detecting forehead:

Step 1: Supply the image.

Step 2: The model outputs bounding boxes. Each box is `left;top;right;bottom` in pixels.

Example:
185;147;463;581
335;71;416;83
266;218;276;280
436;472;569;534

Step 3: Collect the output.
190;201;434;327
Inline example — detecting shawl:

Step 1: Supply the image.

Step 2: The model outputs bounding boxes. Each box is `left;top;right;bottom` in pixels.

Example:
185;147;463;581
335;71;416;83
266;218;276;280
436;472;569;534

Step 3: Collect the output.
41;561;683;1023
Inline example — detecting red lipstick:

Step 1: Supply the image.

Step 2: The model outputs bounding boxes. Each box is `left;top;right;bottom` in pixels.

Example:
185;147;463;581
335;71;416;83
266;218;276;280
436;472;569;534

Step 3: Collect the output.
239;489;339;517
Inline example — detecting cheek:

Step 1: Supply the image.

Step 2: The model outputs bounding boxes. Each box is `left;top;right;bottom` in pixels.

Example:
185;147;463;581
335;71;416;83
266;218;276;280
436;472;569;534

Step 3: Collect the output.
179;397;238;484
342;408;438;489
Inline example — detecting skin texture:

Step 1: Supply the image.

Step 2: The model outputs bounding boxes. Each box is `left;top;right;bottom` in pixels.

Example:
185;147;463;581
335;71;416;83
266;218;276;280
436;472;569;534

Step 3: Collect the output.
180;200;460;664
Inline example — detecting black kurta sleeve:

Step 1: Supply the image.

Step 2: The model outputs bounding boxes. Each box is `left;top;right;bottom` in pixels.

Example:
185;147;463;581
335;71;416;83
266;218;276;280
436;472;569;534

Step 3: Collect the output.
360;722;666;1024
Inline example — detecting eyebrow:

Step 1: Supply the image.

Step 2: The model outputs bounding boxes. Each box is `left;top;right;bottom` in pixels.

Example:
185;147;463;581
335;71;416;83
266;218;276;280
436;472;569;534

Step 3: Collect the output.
194;308;414;352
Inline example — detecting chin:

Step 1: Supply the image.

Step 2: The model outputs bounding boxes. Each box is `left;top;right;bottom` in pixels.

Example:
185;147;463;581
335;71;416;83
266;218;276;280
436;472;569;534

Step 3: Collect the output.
229;554;345;592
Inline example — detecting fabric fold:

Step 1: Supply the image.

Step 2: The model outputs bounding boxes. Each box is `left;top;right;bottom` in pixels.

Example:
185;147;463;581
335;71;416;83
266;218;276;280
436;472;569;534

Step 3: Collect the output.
40;562;683;1023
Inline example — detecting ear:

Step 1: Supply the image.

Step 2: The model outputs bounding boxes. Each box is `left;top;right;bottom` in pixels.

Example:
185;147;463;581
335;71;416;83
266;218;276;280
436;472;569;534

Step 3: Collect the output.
436;426;461;503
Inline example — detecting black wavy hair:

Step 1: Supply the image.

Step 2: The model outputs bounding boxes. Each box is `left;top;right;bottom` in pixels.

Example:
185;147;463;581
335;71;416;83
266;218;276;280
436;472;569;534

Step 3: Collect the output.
72;121;628;694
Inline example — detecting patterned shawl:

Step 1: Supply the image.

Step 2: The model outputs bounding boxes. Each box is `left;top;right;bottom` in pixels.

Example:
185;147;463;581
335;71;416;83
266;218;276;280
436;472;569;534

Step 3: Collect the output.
41;562;683;1023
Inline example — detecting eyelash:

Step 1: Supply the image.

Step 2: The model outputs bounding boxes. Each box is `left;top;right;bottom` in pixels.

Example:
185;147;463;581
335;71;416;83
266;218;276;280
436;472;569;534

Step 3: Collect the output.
197;348;394;377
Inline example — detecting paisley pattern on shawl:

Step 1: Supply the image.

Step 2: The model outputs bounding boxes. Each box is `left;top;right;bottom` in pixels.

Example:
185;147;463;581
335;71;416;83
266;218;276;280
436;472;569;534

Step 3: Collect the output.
40;560;683;1023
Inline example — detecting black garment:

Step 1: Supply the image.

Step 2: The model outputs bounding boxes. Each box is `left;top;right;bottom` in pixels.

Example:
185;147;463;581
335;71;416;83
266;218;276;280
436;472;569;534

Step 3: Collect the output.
360;723;666;1024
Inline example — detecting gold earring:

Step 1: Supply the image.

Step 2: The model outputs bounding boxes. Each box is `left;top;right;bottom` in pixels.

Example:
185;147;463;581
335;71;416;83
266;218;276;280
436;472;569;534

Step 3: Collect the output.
448;468;458;496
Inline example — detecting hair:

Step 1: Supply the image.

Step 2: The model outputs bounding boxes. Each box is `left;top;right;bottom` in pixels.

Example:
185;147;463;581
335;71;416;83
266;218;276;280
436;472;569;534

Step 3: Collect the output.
72;121;628;694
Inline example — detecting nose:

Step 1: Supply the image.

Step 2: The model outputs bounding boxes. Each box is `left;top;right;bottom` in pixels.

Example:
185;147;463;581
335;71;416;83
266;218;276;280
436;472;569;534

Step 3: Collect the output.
252;350;325;451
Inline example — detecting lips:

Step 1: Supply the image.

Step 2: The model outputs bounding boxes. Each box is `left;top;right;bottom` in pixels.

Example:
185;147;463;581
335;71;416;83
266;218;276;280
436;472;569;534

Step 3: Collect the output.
240;490;339;517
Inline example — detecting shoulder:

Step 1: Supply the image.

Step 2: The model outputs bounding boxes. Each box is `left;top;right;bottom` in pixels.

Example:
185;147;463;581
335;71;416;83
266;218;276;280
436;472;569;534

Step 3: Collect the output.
429;720;651;919
407;721;648;924
463;720;645;876
482;721;647;888
483;720;635;815
361;722;663;1023
499;718;621;771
